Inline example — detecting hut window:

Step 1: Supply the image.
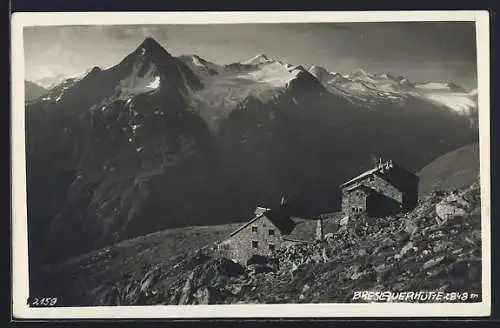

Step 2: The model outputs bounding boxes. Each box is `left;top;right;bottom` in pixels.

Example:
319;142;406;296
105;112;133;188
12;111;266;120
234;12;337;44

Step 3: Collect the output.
252;241;259;248
252;226;258;233
269;244;275;251
351;207;355;212
268;229;275;236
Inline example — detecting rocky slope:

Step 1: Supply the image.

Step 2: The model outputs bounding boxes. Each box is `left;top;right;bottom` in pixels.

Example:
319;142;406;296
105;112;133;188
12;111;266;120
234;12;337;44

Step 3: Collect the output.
26;37;479;267
36;179;481;306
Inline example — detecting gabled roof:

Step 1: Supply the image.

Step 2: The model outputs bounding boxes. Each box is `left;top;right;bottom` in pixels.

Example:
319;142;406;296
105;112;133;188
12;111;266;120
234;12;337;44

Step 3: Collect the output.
345;184;375;193
283;216;341;242
283;218;316;241
340;160;395;188
230;206;295;237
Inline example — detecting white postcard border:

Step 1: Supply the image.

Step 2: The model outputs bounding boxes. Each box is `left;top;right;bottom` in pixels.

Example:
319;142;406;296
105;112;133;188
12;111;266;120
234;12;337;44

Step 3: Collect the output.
11;10;491;319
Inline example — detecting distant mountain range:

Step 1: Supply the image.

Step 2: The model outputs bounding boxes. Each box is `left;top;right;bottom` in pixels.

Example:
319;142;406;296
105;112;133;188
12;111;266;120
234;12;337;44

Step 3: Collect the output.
25;37;479;265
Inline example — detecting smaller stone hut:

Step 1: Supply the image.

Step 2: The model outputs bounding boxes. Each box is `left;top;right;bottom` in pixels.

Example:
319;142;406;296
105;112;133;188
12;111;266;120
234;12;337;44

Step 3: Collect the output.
339;159;419;217
218;206;297;265
218;206;339;265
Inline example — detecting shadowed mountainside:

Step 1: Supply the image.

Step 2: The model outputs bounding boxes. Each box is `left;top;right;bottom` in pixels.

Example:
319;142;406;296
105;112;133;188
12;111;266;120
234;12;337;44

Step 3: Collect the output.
25;80;47;101
418;143;479;196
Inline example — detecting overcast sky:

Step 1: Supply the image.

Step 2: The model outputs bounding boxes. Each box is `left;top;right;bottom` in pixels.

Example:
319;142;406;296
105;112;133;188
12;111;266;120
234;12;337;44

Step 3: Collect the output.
24;22;477;88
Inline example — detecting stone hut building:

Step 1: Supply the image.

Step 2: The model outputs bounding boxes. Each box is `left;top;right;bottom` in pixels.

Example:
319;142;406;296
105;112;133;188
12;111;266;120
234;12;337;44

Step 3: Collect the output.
339;159;419;217
218;205;338;265
218;206;297;265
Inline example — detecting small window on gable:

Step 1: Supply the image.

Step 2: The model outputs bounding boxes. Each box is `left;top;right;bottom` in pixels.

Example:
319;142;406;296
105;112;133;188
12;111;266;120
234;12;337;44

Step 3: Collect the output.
268;229;275;236
252;226;257;233
269;244;275;252
252;241;258;248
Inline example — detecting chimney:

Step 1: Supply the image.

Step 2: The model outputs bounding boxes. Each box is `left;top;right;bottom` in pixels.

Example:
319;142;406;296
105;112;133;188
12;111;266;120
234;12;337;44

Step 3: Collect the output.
315;218;324;241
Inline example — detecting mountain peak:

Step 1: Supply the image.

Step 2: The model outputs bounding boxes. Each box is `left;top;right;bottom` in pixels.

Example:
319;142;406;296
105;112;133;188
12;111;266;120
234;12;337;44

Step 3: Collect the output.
89;66;102;74
308;65;330;82
352;68;370;78
133;37;171;59
192;54;206;62
445;82;466;92
309;65;328;73
242;54;272;65
139;37;163;49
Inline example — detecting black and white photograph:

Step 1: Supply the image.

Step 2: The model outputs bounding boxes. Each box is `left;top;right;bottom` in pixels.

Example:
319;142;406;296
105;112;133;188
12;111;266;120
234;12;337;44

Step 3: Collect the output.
11;11;491;318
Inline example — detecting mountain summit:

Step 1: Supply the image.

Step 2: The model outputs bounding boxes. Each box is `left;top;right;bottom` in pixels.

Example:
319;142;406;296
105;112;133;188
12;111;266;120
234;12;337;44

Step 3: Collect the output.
242;54;272;65
131;37;175;62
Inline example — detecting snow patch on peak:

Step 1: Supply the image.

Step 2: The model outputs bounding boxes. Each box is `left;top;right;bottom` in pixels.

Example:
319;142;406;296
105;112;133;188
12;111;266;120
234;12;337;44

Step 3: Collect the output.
415;82;454;91
349;68;379;84
468;88;478;96
116;61;160;99
191;55;206;67
178;54;221;78
351;68;370;78
309;65;328;73
424;93;477;116
146;76;161;89
242;54;272;65
308;65;329;80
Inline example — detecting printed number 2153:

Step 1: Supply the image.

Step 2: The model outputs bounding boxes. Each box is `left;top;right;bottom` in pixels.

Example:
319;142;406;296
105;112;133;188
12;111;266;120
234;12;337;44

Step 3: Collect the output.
28;297;58;306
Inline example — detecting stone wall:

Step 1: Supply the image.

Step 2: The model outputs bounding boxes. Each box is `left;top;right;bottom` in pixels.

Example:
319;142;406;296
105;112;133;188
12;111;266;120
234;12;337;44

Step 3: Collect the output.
224;215;285;264
342;188;369;215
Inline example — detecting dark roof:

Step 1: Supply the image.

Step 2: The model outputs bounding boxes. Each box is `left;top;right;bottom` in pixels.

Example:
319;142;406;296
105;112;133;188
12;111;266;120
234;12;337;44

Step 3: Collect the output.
345;184;376;193
230;206;295;237
340;160;395;188
284;218;316;241
284;216;341;242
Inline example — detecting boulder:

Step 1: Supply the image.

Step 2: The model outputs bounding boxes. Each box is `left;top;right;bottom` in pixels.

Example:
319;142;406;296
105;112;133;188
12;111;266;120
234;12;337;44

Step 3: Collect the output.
340;216;349;226
423;256;445;270
400;241;414;257
435;202;466;222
